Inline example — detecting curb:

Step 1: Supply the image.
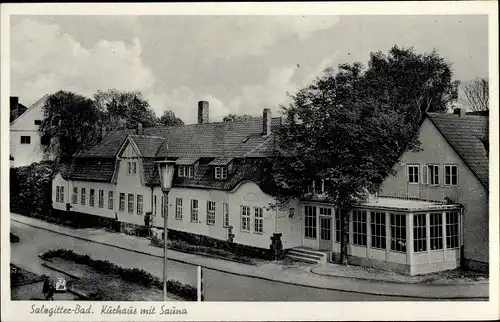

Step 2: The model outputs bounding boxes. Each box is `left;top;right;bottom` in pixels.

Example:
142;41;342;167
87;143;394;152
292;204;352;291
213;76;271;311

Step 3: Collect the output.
309;267;490;286
13;218;489;299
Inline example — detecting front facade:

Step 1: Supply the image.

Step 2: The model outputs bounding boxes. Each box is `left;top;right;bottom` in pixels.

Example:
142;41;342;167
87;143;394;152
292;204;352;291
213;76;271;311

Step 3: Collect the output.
51;104;487;275
10;95;52;167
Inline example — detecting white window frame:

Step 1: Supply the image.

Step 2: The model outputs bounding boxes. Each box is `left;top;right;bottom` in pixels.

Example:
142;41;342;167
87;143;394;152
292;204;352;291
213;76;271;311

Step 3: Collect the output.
81;188;86;206
352;210;367;246
175;198;183;220
127;162;132;176
56;186;60;203
413;213;427;253
370;211;386;250
241;206;250;232
153;195;157;216
98;189;104;208
72;187;78;204
254;207;263;233
407;164;419;184
207;201;216;225
178;166;186;177
390;213;406;252
60;186;64;203
221;167;227;179
446;211;460;249
119;193;125;212
430;213;443;250
132;161;137;175
215;167;222;179
428;164;440;186
89;189;95;207
188;166;194;178
190;199;199;222
304;205;317;239
137;194;143;215
108;191;114;210
127;193;134;214
222;203;230;227
444;165;458;186
20;135;31;144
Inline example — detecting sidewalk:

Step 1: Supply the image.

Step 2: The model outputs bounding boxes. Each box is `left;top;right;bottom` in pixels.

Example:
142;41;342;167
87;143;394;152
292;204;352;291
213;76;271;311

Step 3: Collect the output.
10;213;489;299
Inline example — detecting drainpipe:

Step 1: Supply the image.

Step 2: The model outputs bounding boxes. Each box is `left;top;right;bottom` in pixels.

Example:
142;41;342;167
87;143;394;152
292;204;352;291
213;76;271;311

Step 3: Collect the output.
150;186;154;226
460;207;465;268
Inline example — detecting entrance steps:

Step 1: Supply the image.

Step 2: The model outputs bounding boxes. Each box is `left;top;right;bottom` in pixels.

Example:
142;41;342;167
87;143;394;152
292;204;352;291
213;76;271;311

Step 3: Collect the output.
285;247;329;265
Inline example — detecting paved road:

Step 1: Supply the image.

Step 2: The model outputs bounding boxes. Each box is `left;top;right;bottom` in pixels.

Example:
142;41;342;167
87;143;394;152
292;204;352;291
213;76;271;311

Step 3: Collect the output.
11;220;431;301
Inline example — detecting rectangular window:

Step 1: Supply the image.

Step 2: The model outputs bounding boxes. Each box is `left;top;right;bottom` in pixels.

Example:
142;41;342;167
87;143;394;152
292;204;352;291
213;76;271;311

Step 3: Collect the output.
137;195;143;215
34;120;42;125
153;195;157;216
254;207;263;233
20;136;31;144
80;188;86;206
190;199;199;222
127;162;132;176
188;166;194;178
215;167;221;179
335;211;341;242
241;206;251;232
390;213;406;252
72;187;78;204
175;198;183;220
98;190;104;208
413;214;427;252
89;189;95;207
428;165;440;185
207;201;216;225
108;191;114;210
132;162;137;175
430;213;443;250
127;193;134;214
119;193;125;212
304;205;317;239
370;211;386;249
56;186;60;203
60;186;64;203
407;164;419;183
352;210;367;246
444;165;458;186
178;166;186;177
223;203;229;227
221;167;227;179
446;211;460;248
161;196;168;218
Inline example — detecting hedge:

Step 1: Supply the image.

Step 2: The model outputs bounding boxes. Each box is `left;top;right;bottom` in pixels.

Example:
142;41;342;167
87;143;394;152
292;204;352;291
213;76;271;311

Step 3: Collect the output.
41;249;197;301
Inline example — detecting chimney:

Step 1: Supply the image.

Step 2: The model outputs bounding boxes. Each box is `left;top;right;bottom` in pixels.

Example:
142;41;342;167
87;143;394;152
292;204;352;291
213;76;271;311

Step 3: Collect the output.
198;101;209;124
263;108;271;136
10;96;19;122
136;122;143;135
453;108;462;117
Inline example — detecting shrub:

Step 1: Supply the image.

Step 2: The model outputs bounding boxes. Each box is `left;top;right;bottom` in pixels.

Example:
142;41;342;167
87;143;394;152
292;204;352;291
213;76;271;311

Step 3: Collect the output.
41;249;197;300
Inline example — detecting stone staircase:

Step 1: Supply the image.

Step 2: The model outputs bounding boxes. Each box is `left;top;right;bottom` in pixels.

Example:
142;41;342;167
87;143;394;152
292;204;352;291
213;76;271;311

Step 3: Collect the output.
285;247;329;264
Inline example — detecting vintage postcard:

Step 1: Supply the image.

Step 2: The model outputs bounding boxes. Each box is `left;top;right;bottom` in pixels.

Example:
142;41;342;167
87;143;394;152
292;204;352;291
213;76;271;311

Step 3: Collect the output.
1;1;498;321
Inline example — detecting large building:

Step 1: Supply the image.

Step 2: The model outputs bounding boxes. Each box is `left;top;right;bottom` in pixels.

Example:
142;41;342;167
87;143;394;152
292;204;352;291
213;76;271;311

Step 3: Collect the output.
10;95;52;167
51;102;488;275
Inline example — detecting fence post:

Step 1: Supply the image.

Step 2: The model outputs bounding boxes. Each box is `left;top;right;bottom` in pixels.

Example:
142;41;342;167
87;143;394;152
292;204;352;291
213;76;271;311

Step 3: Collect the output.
197;265;204;301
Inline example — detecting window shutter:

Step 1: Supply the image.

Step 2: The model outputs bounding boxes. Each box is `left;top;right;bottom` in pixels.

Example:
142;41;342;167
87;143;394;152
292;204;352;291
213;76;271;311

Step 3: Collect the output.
422;165;428;185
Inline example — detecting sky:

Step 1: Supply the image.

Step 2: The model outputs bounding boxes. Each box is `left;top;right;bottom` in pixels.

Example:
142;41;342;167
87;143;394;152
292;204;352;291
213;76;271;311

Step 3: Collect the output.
10;15;488;124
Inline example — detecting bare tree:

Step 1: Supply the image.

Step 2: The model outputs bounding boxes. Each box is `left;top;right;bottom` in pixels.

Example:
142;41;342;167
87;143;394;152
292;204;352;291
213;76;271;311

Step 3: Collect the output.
462;78;489;111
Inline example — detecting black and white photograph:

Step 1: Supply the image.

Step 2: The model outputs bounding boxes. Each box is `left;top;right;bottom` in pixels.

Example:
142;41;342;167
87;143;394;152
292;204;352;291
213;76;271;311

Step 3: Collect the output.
1;2;498;321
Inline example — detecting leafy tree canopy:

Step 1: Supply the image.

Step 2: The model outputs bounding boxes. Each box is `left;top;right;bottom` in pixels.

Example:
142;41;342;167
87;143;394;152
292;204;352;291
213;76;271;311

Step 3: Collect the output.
223;114;256;122
272;45;459;209
39;91;103;160
158;110;185;127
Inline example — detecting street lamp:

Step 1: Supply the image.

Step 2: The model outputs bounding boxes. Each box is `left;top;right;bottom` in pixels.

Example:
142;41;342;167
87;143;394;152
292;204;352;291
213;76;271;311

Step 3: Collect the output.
156;160;176;301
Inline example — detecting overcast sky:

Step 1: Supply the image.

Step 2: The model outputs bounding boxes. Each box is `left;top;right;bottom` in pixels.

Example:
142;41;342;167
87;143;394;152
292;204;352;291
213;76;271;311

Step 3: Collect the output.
10;15;488;124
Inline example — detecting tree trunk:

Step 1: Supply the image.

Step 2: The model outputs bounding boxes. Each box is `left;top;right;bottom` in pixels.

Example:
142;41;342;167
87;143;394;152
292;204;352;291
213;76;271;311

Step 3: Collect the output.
339;209;350;265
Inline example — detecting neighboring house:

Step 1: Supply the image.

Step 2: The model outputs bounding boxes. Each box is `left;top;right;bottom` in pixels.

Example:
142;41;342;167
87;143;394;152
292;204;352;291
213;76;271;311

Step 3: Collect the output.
52;102;484;275
380;108;489;272
10;95;52;167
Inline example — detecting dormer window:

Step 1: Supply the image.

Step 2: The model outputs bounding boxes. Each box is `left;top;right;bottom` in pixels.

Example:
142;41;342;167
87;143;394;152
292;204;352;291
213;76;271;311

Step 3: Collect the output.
178;165;194;178
127;161;137;176
215;166;227;180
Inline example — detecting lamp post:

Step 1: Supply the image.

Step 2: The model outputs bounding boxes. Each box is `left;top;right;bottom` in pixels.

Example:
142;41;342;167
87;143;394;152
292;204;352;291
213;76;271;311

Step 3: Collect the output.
156;160;176;301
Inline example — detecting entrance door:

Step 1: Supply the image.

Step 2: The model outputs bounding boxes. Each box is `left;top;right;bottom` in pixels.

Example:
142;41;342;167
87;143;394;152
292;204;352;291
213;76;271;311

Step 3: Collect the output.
319;207;333;250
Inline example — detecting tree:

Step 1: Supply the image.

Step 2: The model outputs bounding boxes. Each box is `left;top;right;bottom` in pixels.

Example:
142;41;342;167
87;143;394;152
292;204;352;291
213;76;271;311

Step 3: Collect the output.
223;114;255;122
94;89;159;130
158;110;185;127
273;46;458;265
39;91;103;160
461;77;489;111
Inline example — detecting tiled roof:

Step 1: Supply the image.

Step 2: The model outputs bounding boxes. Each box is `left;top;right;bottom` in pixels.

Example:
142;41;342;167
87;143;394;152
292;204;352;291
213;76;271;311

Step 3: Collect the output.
129;135;164;158
175;156;200;165
76;130;133;158
208;157;233;166
69;158;116;182
427;112;489;188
